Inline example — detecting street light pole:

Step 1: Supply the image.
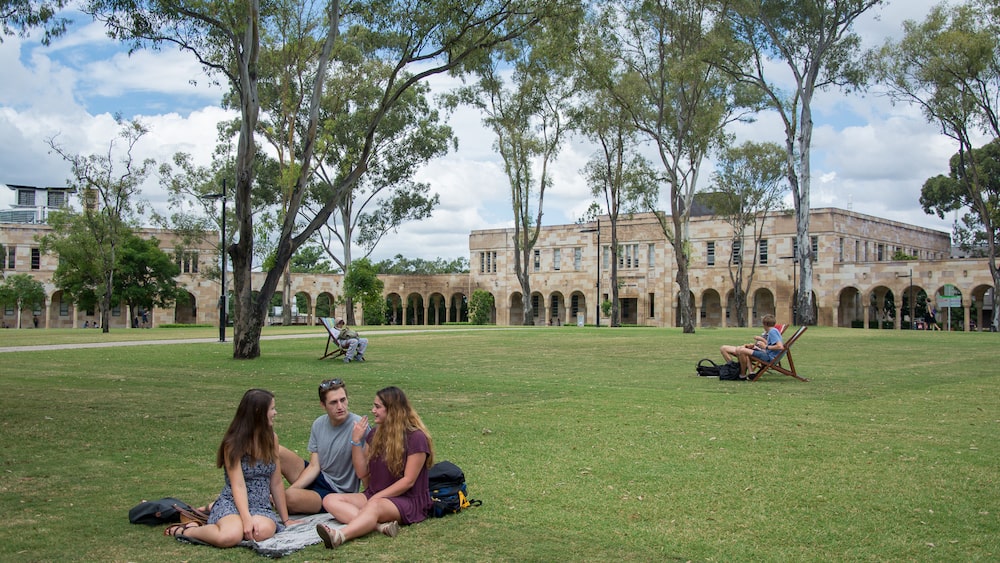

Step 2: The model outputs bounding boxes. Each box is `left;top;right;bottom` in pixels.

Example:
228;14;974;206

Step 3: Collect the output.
203;182;227;342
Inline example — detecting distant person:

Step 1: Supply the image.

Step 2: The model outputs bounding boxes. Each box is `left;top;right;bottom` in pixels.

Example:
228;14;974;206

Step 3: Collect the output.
83;321;89;328
278;378;362;514
927;305;941;331
164;389;295;546
333;318;368;363
720;314;785;379
32;314;39;328
316;386;434;549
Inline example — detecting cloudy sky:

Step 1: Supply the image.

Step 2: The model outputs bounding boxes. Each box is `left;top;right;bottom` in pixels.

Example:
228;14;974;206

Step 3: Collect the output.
0;1;968;263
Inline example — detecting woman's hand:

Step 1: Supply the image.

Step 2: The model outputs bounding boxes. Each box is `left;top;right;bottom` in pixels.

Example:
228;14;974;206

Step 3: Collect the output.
352;416;369;443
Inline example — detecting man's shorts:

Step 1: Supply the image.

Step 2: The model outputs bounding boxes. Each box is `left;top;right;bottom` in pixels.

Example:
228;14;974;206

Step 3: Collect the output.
751;348;778;363
303;460;338;499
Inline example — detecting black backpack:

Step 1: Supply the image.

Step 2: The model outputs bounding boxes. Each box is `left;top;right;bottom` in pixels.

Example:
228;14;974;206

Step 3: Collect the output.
428;461;482;517
696;359;743;380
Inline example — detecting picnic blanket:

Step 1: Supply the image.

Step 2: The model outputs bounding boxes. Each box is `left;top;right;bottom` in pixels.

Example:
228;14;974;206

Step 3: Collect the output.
177;513;342;558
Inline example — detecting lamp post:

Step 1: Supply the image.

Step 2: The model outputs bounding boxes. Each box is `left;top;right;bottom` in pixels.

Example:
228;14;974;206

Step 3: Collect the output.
580;219;601;327
202;183;227;342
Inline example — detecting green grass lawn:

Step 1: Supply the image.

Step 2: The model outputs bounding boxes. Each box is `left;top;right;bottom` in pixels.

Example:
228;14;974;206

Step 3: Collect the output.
0;326;997;562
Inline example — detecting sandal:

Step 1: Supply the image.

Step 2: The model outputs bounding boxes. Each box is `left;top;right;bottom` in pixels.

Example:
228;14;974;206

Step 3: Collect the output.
316;523;345;549
377;520;399;537
164;522;200;537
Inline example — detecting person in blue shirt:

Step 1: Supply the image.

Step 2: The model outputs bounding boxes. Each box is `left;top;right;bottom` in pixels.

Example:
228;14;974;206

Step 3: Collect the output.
720;314;785;379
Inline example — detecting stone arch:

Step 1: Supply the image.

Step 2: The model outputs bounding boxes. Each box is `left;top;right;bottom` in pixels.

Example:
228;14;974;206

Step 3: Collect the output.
700;289;722;328
316;292;336;321
867;285;894;329
174;289;197;324
405;292;425;325
548;291;566;326
428;292;447;325
509;292;524;326
294;291;312;325
569;290;588;325
530;291;545;326
750;287;776;325
448;291;468;323
384;293;402;325
970;284;995;331
837;286;864;328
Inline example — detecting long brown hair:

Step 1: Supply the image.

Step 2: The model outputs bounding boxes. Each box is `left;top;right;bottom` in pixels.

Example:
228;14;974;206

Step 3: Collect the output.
368;386;434;476
216;389;277;469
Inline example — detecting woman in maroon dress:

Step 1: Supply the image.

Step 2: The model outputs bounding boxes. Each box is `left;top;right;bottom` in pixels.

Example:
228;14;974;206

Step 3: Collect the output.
317;386;434;549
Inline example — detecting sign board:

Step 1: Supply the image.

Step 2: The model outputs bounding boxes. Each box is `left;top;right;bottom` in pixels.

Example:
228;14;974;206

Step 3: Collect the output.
937;296;961;308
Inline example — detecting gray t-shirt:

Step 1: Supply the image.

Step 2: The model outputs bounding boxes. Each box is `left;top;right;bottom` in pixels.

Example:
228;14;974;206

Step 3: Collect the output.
307;412;362;493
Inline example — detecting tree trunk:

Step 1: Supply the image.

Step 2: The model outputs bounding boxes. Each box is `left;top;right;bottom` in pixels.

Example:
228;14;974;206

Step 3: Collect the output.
672;214;694;333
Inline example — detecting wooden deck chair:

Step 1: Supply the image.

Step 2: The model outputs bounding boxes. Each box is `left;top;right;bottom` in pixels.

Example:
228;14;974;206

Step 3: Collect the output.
774;323;788;335
749;325;809;382
318;317;349;360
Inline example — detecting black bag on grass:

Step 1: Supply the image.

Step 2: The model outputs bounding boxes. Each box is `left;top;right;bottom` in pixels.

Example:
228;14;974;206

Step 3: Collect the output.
428;460;482;517
128;497;193;525
696;359;742;380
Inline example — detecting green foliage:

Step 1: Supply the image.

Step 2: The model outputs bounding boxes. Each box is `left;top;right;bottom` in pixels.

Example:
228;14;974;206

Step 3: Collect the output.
892;249;918;261
921;139;1000;256
116;234;183;312
601;298;612;317
468;289;495;325
0;0;71;44
344;258;385;325
0;327;998;561
0;273;46;311
375;254;469;275
290;245;335;274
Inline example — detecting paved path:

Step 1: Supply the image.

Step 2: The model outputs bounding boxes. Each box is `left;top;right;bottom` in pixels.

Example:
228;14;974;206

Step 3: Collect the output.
0;327;516;353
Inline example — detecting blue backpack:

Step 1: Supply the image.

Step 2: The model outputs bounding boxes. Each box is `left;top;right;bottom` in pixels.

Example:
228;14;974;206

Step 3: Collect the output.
428;461;482;517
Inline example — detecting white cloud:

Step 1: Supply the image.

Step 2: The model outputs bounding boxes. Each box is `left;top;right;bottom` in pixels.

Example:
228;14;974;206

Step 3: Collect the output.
0;0;971;264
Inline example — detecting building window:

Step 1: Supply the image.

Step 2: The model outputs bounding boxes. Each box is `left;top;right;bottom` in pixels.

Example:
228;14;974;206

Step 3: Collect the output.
190;251;199;273
838;237;844;262
758;239;768;265
480;251;497;273
855;240;860;263
602;246;610;270
647;244;655;268
553;248;561;271
574;247;582;271
619;244;639;269
731;239;742;265
533;249;540;272
648;293;655;317
811;236;819;262
571;294;580;317
17;189;35;207
531;294;540;317
31;248;40;270
550;295;559;318
6;246;15;269
47;191;66;208
877;243;885;261
59;299;69;316
707;241;715;266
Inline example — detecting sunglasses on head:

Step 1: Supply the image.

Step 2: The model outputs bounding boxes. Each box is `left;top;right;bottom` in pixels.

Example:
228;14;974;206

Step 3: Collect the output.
319;378;344;391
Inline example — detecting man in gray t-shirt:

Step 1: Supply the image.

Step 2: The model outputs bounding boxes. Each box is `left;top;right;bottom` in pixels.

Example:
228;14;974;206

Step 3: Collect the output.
279;378;363;514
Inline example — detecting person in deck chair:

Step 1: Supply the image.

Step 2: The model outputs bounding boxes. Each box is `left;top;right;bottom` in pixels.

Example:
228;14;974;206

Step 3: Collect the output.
720;314;785;380
333;318;368;363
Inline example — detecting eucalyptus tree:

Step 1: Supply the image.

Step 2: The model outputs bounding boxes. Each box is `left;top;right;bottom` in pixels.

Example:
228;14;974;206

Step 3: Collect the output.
306;58;452;324
444;7;582;325
702;141;787;327
875;0;1000;331
574;89;657;327
41;118;153;333
721;0;883;326
0;0;70;44
583;0;751;333
87;0;569;358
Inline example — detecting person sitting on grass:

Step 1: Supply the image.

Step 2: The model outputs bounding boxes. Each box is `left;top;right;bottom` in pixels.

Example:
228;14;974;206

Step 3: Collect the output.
720;314;785;380
164;389;295;546
315;386;434;549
